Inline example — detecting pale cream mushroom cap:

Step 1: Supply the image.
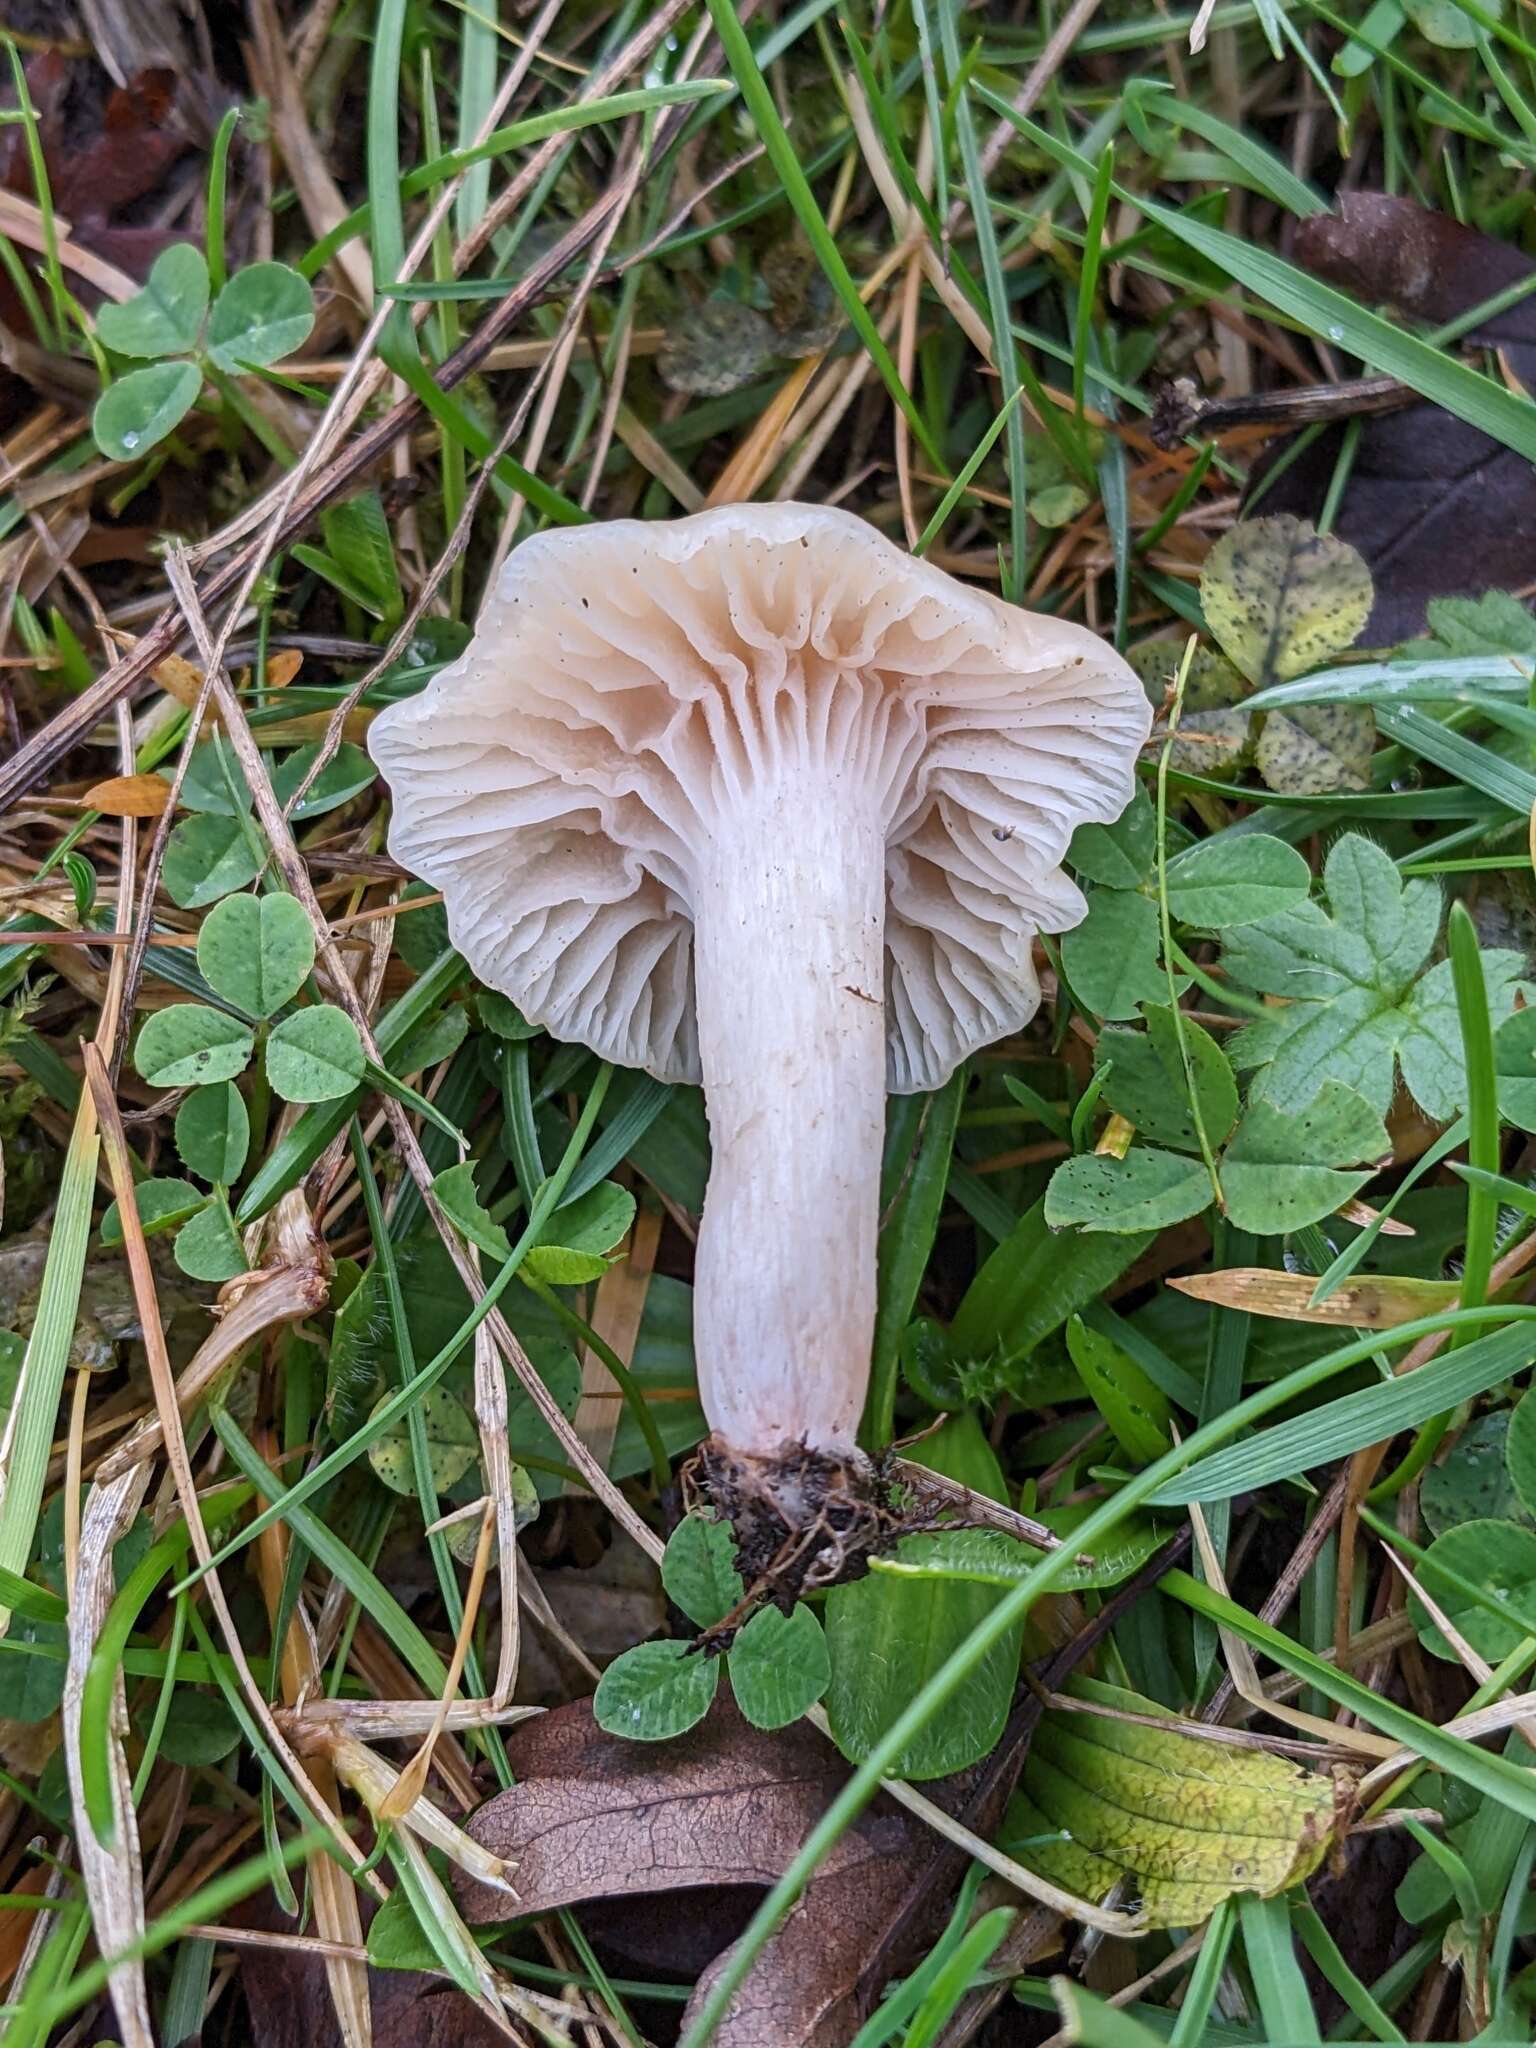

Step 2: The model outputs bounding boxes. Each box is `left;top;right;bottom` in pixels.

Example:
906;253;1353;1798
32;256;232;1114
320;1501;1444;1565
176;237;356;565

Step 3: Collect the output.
369;503;1151;1091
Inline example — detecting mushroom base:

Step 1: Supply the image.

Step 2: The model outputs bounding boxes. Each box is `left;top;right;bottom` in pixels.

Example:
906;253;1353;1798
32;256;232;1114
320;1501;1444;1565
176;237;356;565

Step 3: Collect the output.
685;1434;900;1604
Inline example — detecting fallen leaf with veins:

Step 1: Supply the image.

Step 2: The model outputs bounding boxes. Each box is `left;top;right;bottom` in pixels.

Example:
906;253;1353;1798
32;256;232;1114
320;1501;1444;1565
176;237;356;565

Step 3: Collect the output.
1253;193;1536;643
458;1693;1039;2047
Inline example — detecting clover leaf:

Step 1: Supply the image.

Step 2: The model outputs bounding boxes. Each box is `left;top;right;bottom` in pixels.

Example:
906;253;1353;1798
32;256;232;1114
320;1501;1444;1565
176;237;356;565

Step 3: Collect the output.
1222;834;1523;1120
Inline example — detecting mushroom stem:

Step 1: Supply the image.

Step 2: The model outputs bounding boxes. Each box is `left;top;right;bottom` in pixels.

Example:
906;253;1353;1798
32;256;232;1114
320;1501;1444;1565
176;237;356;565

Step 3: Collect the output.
691;770;887;1460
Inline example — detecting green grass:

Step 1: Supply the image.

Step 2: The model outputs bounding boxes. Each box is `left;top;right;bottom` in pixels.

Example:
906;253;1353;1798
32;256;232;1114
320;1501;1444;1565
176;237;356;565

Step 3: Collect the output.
8;3;1536;2043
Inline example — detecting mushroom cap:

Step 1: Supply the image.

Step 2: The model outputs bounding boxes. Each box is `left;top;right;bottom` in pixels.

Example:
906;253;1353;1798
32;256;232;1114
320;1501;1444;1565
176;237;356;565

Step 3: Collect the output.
369;503;1151;1092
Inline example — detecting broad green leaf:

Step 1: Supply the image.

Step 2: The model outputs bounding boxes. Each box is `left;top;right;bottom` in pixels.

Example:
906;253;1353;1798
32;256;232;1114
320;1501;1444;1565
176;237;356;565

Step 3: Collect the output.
1506;1392;1536;1522
1408;1519;1536;1663
1061;888;1182;1020
96;243;208;357
868;1517;1172;1594
1220;1082;1389;1235
1065;1315;1172;1463
1049;1984;1166;2048
368;1384;478;1495
661;1512;744;1630
825;1414;1024;1779
431;1161;510;1259
594;1637;719;1741
1255;704;1375;796
151;1689;240;1765
265;1006;366;1102
525;1180;636;1286
1068;784;1155;889
1423;1412;1531;1535
1096;1005;1238;1151
1201;516;1372;688
196;892;315;1018
1006;1675;1334;1927
368;1887;443;1973
175;1083;249;1185
1407;0;1501;46
1044;1149;1211;1233
171;739;254;817
389;1004;468;1077
91;359;201;460
134;1004;254;1089
101;1176;205;1246
173;1197;248;1283
162;812;264;909
949;1200;1152;1372
1493;1008;1536;1131
1224;833;1523;1119
271;741;378;820
206;261;315;370
292;495;403;624
728;1602;829;1729
1164;834;1311;927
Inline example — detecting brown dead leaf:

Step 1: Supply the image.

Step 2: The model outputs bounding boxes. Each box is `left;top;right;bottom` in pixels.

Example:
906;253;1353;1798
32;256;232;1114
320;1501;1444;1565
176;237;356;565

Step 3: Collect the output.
232;1902;510;2048
80;773;171;818
1171;1266;1459;1327
152;653;208;714
266;648;304;690
458;1693;1035;2048
1254;193;1536;641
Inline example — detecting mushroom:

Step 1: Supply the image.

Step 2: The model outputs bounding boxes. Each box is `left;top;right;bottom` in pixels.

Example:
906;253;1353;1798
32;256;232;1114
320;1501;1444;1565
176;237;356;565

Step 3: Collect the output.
369;504;1150;1580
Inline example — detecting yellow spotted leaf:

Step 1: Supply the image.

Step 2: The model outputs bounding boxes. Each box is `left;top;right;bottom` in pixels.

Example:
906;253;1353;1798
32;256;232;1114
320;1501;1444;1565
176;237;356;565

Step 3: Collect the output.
1005;1677;1337;1927
1201;515;1372;688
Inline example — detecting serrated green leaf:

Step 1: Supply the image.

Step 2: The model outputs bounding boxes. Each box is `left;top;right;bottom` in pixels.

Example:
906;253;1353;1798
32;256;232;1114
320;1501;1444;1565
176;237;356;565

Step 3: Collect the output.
1164;834;1312;927
173;1196;248;1283
594;1637;719;1741
101;1176;206;1246
96;243;208;358
1044;1149;1211;1233
175;1083;250;1185
134;1005;254;1089
265;1006;365;1102
727;1602;829;1729
661;1512;744;1630
92;359;201;460
206;261;315;371
196;892;315;1018
368;1384;478;1495
162;811;264;909
1220;1081;1388;1236
1224;834;1523;1120
1200;514;1372;688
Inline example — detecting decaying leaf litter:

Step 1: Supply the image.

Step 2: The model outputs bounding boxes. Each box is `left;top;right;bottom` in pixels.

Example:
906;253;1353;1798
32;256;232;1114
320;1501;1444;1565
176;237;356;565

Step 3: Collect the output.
8;2;1536;2044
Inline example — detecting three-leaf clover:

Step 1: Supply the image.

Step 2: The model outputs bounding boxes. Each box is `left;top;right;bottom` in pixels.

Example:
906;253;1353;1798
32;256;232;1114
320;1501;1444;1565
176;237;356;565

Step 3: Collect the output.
92;244;315;461
594;1514;830;1741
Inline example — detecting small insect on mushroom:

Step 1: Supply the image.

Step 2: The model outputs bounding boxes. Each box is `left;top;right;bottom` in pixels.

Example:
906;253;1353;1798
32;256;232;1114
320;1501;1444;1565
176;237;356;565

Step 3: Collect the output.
369;504;1151;1593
